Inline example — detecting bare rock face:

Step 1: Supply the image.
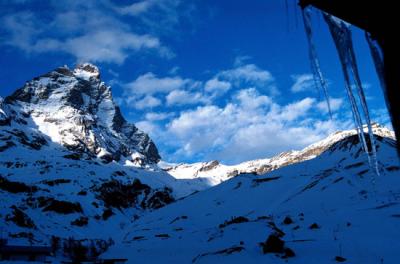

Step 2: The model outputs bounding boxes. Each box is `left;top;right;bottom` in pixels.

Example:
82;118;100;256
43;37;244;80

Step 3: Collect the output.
2;63;160;164
199;160;220;172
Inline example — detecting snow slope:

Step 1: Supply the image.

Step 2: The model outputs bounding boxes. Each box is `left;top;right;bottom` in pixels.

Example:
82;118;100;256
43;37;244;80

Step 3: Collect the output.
0;64;209;256
104;134;400;263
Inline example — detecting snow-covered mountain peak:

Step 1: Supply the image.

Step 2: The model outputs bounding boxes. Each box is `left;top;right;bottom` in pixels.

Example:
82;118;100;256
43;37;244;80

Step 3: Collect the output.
5;64;105;106
1;64;160;164
73;63;101;80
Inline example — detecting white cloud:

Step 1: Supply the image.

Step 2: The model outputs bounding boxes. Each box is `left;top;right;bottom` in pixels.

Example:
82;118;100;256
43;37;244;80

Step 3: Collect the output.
316;97;344;113
32;30;164;64
126;73;192;95
113;0;156;16
122;72;210;108
123;64;351;164
216;64;278;95
135;120;160;136
234;88;271;110
132;95;161;109
166;90;210;106
291;74;314;93
122;62;275;109
219;64;274;86
204;78;231;95
275;97;316;121
1;1;177;63
169;105;223;136
164;88;347;163
145;112;174;121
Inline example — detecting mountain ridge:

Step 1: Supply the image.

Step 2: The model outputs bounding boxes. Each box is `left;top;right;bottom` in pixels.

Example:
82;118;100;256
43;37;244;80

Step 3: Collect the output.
162;123;394;186
2;63;160;165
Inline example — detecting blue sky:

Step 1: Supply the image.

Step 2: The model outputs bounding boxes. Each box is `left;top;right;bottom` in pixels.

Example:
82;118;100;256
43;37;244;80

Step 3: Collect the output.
0;0;390;164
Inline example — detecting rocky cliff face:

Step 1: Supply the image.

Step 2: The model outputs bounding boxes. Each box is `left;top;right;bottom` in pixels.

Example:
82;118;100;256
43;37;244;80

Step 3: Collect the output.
2;63;160;164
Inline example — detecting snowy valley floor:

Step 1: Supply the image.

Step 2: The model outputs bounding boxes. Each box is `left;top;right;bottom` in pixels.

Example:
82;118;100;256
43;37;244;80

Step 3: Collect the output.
102;135;400;264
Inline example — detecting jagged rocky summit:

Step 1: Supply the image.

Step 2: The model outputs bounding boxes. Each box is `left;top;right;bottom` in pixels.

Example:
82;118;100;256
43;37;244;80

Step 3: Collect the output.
1;63;160;165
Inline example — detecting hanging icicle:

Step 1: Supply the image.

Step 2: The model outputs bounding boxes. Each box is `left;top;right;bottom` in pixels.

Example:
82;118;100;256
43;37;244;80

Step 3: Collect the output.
366;33;390;112
366;34;385;87
302;7;333;118
323;13;380;177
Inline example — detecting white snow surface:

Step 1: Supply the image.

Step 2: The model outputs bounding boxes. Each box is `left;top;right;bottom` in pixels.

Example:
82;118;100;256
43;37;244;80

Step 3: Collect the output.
104;132;400;263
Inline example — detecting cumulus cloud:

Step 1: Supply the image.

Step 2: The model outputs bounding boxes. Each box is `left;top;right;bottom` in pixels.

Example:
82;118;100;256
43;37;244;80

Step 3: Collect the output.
219;64;274;87
316;97;344;113
132;95;161;109
0;0;177;63
121;72;210;108
126;73;193;95
163;88;348;163
204;78;231;94
291;74;314;93
121;62;350;164
166;90;210;106
213;64;278;96
234;88;271;110
135;120;160;136
121;62;277;109
121;63;351;164
275;97;316;121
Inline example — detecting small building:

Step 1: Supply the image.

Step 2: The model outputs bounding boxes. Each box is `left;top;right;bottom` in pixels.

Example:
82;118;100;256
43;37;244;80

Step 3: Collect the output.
0;239;52;262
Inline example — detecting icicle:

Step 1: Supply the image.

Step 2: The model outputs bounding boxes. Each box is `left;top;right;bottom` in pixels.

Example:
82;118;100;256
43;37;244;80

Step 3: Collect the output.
323;13;380;177
366;33;390;112
347;33;379;177
302;7;333;118
366;34;385;86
